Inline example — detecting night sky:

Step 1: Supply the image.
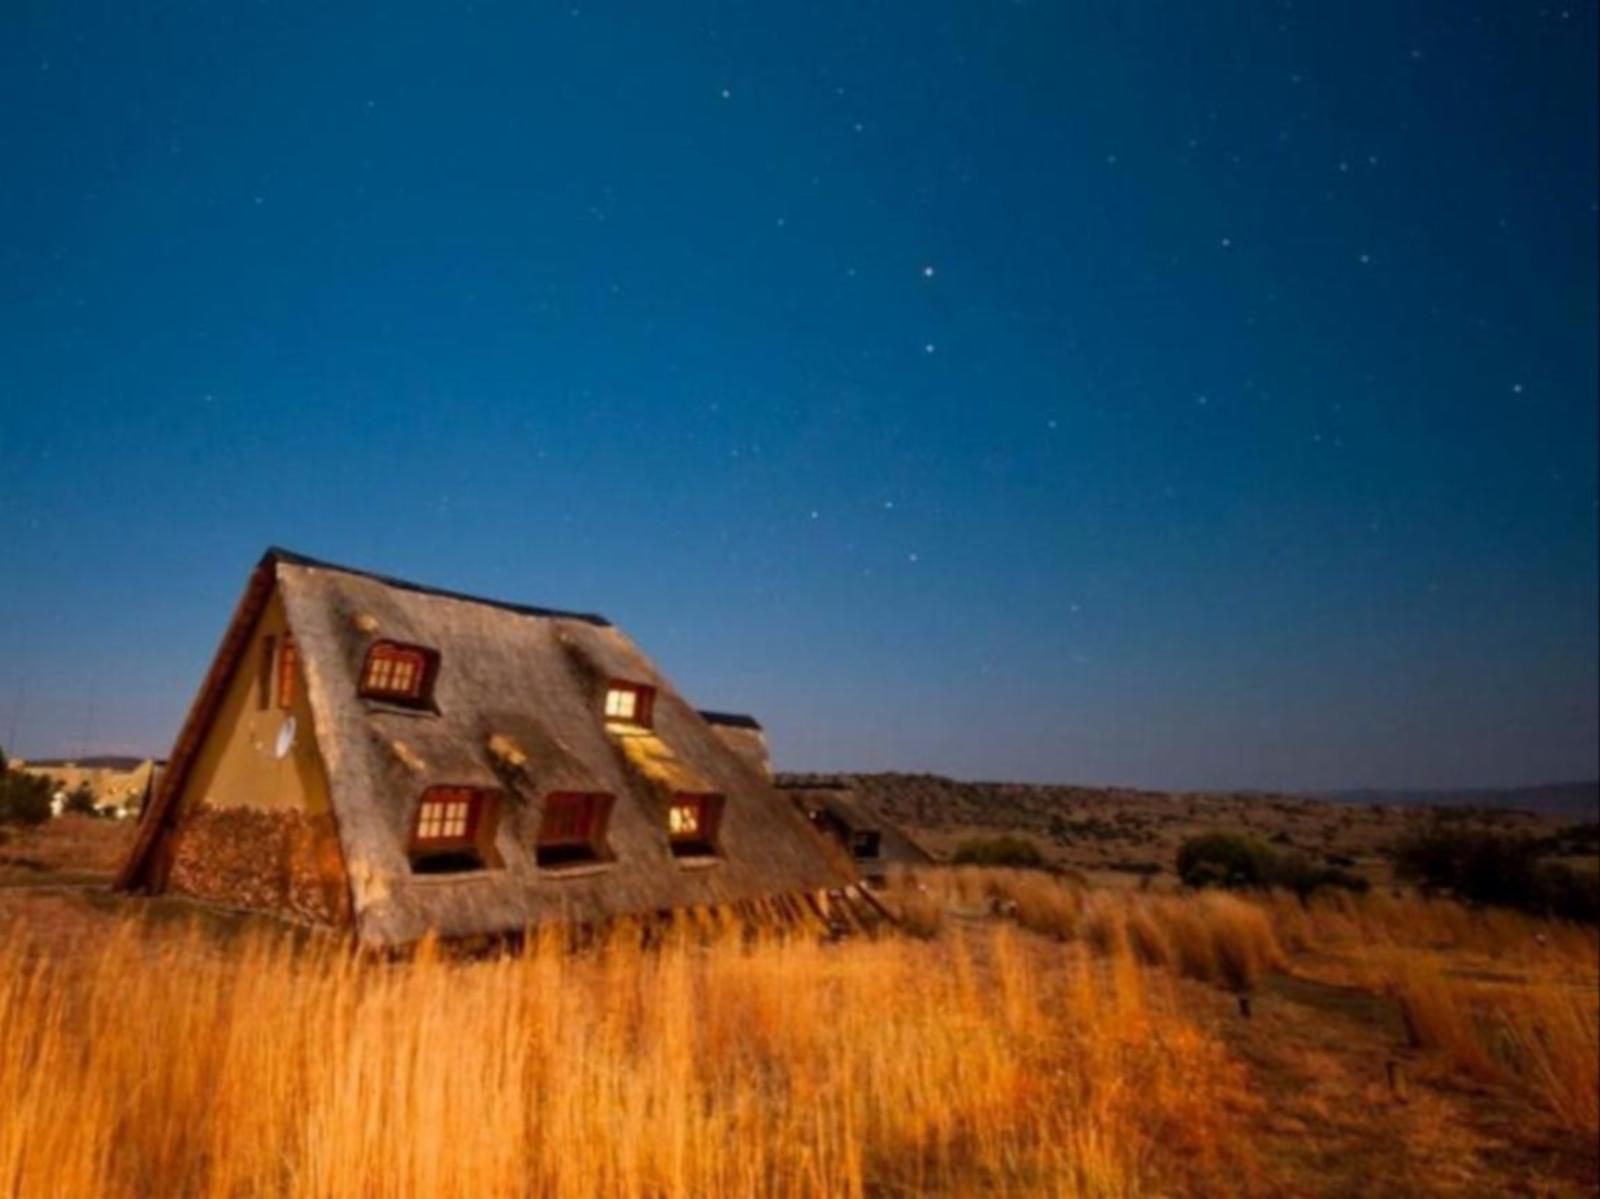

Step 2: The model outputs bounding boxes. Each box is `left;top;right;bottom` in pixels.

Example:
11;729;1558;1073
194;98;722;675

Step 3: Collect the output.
2;3;1595;791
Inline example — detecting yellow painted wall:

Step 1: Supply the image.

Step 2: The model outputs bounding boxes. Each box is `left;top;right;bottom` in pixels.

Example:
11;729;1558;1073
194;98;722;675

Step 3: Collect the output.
175;589;332;818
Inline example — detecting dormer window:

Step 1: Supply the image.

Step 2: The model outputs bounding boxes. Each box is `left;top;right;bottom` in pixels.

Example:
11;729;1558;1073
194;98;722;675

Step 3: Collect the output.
360;641;437;705
603;681;655;729
667;792;724;859
535;792;615;868
410;785;501;874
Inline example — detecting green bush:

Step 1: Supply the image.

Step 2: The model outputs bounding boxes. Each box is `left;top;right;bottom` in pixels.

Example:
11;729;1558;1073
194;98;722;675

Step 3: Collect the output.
951;835;1047;870
1395;826;1599;924
1178;833;1369;898
0;768;53;827
63;783;99;817
1176;833;1276;889
1269;852;1370;900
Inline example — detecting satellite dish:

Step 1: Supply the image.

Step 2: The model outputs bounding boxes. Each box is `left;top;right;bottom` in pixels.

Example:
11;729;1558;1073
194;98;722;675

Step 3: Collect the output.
274;716;297;760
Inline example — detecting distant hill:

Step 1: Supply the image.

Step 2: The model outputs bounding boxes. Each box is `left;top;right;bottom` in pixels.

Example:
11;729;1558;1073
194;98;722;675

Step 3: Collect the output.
775;771;1590;880
1312;782;1599;821
21;755;160;772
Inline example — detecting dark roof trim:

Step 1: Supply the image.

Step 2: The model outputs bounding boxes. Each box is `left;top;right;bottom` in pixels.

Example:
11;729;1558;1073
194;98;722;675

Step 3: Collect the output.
265;547;611;627
697;710;763;731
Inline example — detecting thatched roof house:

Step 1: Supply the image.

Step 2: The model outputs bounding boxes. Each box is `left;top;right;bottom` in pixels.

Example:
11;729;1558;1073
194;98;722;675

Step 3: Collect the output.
117;548;855;946
781;777;932;884
697;710;771;780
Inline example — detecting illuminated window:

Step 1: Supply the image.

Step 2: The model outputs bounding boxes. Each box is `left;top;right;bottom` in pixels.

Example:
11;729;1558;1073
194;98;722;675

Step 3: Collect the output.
415;791;473;841
667;793;723;859
603;681;655;728
359;641;436;704
277;635;298;710
536;792;614;868
410;786;500;874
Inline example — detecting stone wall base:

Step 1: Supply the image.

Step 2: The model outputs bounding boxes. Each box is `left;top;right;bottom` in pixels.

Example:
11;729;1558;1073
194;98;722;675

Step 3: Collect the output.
167;805;351;927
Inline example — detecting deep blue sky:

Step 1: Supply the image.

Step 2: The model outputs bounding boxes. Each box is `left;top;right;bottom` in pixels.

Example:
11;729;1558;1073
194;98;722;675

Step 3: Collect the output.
2;3;1595;791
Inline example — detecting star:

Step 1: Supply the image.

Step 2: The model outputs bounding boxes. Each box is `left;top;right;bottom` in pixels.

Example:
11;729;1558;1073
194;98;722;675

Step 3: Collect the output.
922;265;936;278
719;88;731;100
1512;383;1524;394
1220;236;1232;248
923;343;936;354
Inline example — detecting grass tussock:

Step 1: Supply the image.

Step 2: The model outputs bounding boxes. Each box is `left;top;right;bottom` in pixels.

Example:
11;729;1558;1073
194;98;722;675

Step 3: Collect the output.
1381;954;1599;1137
0;910;1252;1198
900;869;1286;992
1251;888;1599;1137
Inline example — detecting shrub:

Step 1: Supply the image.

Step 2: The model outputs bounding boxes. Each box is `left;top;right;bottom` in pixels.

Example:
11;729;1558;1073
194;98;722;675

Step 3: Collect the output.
0;768;52;827
1178;835;1370;899
1394;826;1598;924
1269;853;1371;900
64;784;99;817
950;835;1047;870
1176;834;1275;889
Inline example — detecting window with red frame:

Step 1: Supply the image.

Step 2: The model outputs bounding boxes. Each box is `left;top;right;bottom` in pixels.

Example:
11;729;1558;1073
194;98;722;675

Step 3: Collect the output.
667;792;723;858
359;641;435;704
257;635;277;711
535;792;615;868
410;786;500;874
276;634;298;710
602;681;655;728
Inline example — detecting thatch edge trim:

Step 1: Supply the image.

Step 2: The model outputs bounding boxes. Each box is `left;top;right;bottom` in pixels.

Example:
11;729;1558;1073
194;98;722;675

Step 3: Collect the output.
115;554;279;890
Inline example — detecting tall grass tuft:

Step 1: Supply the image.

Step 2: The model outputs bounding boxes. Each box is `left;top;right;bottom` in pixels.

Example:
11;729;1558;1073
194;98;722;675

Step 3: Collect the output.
0;908;1251;1198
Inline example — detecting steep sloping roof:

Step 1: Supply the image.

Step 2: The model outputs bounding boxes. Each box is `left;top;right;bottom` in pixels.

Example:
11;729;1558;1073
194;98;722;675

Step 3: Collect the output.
120;548;853;945
697;711;763;731
782;780;934;866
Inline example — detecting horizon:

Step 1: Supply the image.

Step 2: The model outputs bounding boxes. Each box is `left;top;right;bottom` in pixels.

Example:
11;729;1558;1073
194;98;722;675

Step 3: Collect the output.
2;4;1596;793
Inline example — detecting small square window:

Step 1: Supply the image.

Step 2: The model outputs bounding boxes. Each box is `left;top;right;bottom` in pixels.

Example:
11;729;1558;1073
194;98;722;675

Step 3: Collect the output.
360;641;436;705
410;786;501;874
603;681;655;729
667;792;723;859
536;792;615;868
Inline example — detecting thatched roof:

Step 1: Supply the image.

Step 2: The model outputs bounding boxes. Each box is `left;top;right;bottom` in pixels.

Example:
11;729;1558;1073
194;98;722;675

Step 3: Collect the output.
781;780;933;867
697;711;763;731
120;548;854;946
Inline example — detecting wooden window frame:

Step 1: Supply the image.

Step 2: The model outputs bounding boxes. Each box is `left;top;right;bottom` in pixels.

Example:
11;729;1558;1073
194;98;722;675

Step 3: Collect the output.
667;792;724;859
849;829;882;860
359;640;439;707
535;791;615;868
602;680;656;729
257;635;277;711
409;786;502;873
276;634;298;710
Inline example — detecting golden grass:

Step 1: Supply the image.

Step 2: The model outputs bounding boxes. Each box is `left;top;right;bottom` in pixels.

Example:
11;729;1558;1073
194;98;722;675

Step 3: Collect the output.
0;909;1252;1198
1257;889;1600;1137
895;868;1286;992
1376;954;1600;1137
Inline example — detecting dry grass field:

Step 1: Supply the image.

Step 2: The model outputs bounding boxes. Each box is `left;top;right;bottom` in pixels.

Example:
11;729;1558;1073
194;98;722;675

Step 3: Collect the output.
785;772;1599;885
0;840;1596;1197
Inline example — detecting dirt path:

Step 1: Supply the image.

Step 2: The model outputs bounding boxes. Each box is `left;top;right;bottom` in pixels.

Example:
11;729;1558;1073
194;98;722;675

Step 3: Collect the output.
1199;968;1598;1198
